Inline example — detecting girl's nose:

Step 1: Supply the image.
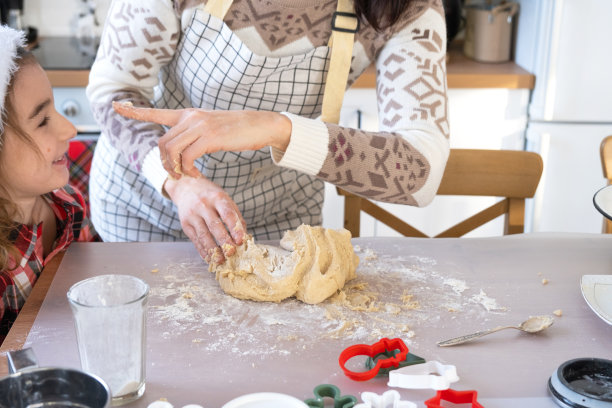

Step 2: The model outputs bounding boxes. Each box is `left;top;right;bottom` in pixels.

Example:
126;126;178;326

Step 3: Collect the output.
60;113;78;140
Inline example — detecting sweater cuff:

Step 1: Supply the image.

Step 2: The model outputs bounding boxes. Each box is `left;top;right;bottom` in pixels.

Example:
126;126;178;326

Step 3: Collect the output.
270;112;329;175
142;147;170;199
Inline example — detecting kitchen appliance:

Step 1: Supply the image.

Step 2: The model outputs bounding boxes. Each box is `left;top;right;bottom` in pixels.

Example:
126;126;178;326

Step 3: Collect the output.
514;0;612;233
463;1;519;62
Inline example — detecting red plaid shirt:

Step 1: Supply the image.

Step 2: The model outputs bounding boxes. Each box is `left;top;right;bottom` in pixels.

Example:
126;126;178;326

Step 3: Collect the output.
0;185;97;343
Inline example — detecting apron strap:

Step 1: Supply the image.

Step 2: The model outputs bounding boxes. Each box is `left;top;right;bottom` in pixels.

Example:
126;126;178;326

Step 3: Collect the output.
203;0;234;20
321;0;358;124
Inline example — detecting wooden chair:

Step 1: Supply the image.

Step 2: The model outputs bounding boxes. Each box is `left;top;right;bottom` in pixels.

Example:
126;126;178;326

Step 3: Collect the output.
599;135;612;233
338;148;543;238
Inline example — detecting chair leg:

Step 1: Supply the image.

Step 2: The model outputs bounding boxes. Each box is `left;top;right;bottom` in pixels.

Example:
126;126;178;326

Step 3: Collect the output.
505;198;525;235
343;194;362;238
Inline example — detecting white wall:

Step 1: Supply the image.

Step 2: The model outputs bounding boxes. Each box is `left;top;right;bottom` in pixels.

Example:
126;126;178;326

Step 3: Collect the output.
23;0;110;37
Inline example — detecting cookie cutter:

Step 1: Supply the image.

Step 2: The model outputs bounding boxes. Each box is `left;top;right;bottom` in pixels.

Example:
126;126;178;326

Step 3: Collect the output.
366;351;425;377
388;360;459;390
339;338;409;381
354;390;416;408
424;389;483;408
304;384;357;408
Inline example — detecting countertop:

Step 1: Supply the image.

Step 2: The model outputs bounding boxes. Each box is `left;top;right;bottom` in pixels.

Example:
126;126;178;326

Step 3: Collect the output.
45;44;535;90
1;233;610;407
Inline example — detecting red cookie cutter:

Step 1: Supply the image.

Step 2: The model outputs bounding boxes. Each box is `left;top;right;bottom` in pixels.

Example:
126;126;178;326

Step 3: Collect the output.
339;338;408;381
424;389;484;408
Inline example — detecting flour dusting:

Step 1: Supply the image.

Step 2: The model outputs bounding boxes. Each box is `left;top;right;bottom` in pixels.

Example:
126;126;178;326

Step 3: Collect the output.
148;245;507;357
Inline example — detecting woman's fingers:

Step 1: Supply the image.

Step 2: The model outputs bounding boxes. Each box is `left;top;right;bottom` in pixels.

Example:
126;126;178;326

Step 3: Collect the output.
112;101;183;127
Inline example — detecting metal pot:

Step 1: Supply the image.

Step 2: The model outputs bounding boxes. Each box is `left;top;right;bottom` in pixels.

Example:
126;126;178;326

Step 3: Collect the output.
0;348;110;408
463;1;519;63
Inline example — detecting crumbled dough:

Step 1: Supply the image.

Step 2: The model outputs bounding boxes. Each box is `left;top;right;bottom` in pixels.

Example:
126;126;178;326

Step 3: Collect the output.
151;268;159;273
211;225;359;304
553;309;563;317
541;278;549;285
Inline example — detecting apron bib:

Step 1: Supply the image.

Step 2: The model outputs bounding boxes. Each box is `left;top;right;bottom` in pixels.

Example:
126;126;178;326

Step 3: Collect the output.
92;2;347;241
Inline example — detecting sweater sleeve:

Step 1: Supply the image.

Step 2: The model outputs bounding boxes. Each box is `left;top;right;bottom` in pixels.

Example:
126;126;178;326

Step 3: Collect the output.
272;7;450;207
86;0;179;188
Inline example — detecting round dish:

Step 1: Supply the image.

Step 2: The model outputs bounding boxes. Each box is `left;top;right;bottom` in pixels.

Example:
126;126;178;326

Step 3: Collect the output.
221;392;309;408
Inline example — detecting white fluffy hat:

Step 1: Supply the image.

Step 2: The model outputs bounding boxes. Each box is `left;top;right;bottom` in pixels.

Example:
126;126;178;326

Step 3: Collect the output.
0;25;26;134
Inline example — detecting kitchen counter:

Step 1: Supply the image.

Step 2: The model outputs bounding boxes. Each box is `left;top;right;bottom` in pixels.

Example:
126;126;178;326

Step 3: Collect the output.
45;44;535;90
1;233;610;407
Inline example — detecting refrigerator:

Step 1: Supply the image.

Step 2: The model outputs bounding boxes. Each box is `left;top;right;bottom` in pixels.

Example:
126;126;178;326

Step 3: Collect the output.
514;0;612;233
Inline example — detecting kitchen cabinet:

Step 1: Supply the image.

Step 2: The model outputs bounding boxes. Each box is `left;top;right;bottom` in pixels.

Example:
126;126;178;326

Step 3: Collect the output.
322;45;535;237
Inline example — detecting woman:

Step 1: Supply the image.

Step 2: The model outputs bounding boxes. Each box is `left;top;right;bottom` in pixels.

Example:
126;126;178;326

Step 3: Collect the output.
87;0;450;263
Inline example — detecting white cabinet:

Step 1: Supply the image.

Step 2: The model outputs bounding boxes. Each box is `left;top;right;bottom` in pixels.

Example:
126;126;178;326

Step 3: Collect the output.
321;87;531;237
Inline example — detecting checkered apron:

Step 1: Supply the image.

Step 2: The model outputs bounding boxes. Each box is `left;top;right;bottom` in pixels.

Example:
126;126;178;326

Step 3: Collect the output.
90;6;331;242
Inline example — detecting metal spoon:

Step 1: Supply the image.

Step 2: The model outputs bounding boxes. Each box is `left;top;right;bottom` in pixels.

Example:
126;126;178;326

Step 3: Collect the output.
437;315;554;347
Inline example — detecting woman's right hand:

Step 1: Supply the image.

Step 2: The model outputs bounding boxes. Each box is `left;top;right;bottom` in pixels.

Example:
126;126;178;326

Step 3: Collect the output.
164;175;247;264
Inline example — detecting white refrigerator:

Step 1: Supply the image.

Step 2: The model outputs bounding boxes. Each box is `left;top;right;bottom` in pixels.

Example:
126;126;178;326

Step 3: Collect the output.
514;0;612;233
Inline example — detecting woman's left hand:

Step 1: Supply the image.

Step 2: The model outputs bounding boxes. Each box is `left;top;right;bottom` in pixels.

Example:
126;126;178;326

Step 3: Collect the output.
113;102;292;179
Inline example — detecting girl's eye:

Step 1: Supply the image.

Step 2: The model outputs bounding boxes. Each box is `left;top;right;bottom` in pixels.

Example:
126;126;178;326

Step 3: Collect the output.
38;116;50;128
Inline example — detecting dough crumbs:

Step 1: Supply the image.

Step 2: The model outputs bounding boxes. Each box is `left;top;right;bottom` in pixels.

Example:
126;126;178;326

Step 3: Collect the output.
401;292;420;310
553;309;563;317
363;248;378;261
151;268;159;273
541;278;549;285
182;292;194;299
192;338;203;343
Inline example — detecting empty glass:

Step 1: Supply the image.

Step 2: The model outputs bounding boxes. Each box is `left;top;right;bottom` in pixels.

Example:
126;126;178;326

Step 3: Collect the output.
67;274;149;406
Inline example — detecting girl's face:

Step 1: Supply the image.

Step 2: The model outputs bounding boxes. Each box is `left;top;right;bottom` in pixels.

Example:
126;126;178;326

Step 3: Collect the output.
0;62;77;201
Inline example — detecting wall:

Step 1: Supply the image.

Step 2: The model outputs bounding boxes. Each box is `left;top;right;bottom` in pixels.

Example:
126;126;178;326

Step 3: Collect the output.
23;0;110;37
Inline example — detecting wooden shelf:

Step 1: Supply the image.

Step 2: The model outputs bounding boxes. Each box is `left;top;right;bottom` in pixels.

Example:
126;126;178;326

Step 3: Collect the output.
46;44;534;90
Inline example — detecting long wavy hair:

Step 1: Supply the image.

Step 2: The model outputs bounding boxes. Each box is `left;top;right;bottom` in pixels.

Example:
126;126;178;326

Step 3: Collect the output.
353;0;411;31
0;49;39;271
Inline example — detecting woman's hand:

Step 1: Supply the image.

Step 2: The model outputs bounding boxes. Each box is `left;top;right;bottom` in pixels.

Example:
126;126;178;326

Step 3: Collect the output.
164;175;247;264
113;102;292;179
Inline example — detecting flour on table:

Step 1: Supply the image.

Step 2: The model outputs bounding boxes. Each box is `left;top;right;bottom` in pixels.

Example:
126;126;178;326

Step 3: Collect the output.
148;243;508;357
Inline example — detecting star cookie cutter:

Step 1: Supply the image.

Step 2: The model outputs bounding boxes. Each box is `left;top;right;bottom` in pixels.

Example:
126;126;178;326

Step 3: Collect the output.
304;384;357;408
339;337;409;381
354;390;416;408
424;389;484;408
388;360;459;390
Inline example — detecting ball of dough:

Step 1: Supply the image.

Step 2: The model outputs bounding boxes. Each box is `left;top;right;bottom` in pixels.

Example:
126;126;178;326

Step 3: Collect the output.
211;225;359;304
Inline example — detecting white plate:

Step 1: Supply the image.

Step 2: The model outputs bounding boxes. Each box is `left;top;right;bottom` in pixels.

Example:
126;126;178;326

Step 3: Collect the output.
581;275;612;325
221;392;308;408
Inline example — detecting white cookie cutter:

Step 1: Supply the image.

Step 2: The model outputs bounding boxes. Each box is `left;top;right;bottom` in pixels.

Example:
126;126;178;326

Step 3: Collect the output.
354;390;416;408
387;360;459;390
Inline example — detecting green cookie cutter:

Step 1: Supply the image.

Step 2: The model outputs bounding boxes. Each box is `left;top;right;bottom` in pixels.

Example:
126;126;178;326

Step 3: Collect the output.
304;384;357;408
366;351;425;376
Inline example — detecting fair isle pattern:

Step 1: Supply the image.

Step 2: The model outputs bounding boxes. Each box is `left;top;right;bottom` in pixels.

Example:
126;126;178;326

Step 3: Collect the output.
90;1;179;168
318;15;449;203
175;0;443;60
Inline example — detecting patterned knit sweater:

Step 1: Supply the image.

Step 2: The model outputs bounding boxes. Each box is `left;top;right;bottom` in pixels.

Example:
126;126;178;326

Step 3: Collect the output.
87;0;450;206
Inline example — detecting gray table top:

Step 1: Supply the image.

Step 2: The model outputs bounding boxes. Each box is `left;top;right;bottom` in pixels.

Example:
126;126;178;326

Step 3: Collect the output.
22;233;612;407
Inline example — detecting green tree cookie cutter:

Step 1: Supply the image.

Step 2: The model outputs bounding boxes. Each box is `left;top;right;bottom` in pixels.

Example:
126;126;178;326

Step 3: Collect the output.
366;351;426;377
304;384;357;408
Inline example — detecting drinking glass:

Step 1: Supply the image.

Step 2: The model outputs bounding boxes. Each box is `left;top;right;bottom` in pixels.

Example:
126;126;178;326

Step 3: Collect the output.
67;274;149;406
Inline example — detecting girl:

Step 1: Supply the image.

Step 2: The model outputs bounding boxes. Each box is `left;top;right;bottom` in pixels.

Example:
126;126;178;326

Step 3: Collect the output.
0;26;97;344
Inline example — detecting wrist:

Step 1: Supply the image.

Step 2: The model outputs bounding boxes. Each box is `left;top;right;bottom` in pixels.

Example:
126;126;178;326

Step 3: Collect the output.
271;112;292;152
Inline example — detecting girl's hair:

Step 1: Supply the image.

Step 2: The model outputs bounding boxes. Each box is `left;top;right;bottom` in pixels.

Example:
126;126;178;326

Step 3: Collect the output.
0;48;38;271
353;0;411;31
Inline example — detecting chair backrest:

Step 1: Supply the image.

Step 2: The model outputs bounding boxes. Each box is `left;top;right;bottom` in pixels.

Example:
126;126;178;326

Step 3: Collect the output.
599;135;612;233
338;148;543;238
